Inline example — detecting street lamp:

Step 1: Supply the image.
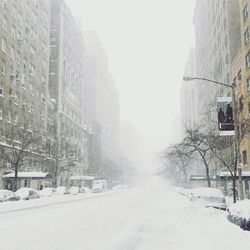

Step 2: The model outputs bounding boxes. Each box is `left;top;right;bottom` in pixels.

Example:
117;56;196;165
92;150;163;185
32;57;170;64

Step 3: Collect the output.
183;76;241;203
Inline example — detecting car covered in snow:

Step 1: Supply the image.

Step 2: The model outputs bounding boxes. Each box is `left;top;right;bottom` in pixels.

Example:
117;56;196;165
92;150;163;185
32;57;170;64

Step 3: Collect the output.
55;186;70;195
39;187;56;197
69;186;81;195
228;200;250;231
92;179;107;193
0;189;20;202
188;187;227;210
15;187;40;200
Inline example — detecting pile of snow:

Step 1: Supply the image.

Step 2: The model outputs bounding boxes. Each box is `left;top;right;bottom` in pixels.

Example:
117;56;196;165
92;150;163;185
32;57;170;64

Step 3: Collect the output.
69;186;80;195
189;187;224;198
188;187;226;210
174;187;191;197
55;186;69;195
39;188;56;197
228;200;250;220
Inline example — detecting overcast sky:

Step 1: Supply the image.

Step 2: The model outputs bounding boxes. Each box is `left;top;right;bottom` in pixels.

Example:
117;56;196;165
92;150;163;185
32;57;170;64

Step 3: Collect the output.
66;0;196;158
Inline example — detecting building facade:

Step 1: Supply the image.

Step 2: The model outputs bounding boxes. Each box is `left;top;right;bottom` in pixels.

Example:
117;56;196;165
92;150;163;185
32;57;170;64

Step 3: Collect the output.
48;0;88;186
83;31;120;175
232;0;250;173
180;47;198;129
193;0;241;124
0;0;51;188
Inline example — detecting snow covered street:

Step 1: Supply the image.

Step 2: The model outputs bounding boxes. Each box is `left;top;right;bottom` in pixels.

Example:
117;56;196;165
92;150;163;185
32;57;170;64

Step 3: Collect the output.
1;178;250;250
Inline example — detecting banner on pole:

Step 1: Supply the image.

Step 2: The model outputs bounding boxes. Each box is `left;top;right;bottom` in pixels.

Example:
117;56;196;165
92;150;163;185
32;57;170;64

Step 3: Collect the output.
217;97;235;136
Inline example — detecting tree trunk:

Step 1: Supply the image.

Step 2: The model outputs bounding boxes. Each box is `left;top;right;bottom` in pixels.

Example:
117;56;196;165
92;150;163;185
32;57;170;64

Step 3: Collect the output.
13;165;18;192
203;159;211;187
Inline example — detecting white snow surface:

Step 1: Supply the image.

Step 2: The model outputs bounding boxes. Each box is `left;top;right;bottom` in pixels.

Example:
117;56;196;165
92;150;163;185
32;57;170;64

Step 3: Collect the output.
0;177;250;250
188;187;224;198
229;199;250;220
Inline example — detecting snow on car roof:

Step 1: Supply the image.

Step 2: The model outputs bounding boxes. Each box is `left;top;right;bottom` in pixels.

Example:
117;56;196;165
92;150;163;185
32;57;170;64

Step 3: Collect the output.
190;187;224;198
70;175;95;181
229;200;250;220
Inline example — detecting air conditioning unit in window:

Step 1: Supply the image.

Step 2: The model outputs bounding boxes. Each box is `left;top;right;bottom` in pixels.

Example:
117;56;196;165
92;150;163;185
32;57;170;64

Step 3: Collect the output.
9;74;15;81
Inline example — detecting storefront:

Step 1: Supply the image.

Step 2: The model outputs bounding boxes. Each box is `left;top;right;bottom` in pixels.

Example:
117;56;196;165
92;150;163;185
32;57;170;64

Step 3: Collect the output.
2;172;53;190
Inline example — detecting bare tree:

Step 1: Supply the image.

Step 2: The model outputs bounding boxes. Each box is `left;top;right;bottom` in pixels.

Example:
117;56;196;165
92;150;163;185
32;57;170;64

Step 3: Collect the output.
163;144;192;185
0;111;45;191
48;136;80;187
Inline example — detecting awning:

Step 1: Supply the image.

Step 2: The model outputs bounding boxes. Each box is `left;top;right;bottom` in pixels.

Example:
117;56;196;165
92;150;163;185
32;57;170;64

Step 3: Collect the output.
217;171;250;180
70;175;95;181
2;172;53;180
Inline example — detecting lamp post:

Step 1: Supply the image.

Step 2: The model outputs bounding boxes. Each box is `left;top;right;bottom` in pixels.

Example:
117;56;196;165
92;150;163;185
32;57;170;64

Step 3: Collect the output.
183;76;241;203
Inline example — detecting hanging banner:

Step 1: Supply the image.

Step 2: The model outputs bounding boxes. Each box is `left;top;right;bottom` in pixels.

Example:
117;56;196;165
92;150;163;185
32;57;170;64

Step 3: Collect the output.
217;97;235;136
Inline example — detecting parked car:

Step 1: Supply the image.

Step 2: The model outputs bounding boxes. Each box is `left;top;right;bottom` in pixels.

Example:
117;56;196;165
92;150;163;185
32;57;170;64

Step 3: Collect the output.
55;186;70;195
80;187;92;194
39;187;56;197
92;179;107;193
228;200;250;231
188;187;227;210
69;186;80;195
0;189;20;202
15;188;40;200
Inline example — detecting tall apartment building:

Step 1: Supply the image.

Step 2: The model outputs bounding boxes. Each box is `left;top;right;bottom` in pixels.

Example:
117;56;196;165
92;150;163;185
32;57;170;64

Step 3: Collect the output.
83;31;120;175
180;47;198;129
0;0;51;187
182;0;241;177
49;0;88;186
231;0;250;173
193;0;241;124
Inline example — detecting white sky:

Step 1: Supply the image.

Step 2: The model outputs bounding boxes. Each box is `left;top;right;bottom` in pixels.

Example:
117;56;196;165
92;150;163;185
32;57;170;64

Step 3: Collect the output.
66;0;196;157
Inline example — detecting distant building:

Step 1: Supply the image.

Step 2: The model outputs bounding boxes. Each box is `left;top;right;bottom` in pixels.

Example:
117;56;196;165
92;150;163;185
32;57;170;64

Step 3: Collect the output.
193;0;241;123
48;0;88;186
83;31;120;174
180;47;198;129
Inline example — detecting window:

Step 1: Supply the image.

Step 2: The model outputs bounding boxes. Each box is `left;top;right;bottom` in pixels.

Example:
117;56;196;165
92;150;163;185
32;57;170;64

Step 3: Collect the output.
1;39;6;52
246;51;250;68
0;82;3;96
243;150;248;166
0;60;5;74
237;70;242;82
243;5;249;22
247;77;250;92
12;6;17;19
245;28;250;45
16;52;21;65
239;95;244;111
1;0;7;8
29;64;35;76
241;123;246;138
41;93;45;103
2;16;7;31
225;54;229;65
13;114;18;124
10;47;15;60
11;26;16;39
233;77;237;86
7;112;11;123
14;94;18;105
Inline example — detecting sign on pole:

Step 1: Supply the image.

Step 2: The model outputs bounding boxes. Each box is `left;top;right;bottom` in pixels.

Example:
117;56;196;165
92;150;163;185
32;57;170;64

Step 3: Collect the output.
217;97;235;136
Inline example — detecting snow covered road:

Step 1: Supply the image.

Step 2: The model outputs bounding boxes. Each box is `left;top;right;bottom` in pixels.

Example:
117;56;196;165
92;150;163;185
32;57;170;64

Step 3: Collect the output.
1;178;250;250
